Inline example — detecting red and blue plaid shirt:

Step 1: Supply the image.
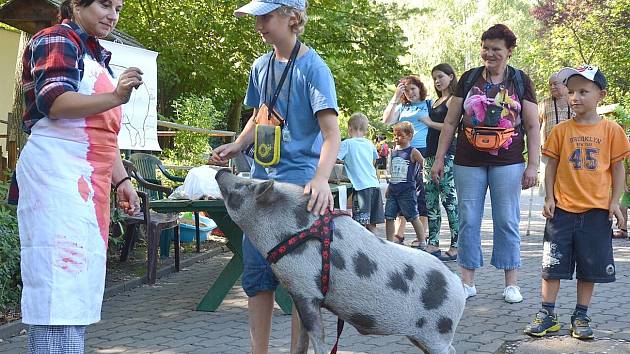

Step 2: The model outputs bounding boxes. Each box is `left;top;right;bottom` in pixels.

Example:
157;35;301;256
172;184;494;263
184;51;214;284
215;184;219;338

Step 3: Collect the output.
9;21;114;205
21;20;113;134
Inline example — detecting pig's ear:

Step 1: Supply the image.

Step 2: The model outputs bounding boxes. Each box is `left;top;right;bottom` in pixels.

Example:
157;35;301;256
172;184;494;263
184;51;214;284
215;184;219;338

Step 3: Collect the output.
254;180;275;202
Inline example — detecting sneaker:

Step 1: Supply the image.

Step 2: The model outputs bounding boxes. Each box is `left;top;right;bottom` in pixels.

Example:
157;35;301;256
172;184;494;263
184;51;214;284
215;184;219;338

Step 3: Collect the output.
503;285;523;303
524;309;561;337
570;312;594;339
463;283;476;299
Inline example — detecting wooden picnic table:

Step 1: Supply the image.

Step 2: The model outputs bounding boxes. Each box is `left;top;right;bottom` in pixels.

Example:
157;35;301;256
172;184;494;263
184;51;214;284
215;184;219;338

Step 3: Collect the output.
150;183;352;314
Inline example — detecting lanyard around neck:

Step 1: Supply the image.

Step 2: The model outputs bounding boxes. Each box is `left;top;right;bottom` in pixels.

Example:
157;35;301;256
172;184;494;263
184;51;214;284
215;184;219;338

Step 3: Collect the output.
263;40;301;122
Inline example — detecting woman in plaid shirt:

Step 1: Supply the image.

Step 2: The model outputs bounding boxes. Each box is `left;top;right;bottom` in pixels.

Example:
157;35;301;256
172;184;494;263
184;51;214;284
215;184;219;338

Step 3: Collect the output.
17;0;142;352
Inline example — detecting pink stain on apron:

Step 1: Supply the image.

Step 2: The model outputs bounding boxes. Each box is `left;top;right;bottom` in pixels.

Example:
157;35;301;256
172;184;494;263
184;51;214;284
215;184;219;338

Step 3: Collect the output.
85;71;122;247
78;175;91;202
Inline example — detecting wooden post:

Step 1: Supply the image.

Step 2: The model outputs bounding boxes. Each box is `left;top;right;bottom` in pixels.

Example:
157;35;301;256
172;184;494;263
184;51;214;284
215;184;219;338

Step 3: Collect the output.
6;113;17;170
0;145;5;180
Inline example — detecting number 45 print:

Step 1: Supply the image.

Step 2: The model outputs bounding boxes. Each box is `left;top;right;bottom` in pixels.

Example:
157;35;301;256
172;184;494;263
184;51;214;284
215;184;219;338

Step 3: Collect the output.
568;147;599;170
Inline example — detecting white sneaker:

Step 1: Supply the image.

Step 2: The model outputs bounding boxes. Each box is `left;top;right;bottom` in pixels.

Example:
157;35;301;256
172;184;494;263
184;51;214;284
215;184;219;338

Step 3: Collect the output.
463;283;477;299
503;285;523;303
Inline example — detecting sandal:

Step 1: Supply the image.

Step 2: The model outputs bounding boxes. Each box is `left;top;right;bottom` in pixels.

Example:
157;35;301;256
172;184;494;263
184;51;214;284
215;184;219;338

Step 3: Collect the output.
429;249;442;258
613;229;628;239
411;240;430;252
438;251;458;262
393;235;404;244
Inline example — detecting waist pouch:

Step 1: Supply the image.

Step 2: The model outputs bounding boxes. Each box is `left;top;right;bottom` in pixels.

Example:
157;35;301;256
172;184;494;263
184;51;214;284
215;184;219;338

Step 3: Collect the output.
254;103;283;167
464;126;515;152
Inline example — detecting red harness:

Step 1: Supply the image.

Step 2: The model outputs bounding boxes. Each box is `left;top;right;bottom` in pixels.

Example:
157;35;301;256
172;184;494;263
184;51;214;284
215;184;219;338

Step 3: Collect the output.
266;209;349;296
266;209;350;354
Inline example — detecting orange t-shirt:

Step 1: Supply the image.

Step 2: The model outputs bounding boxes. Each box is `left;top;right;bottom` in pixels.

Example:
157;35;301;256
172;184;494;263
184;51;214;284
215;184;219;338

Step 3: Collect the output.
542;118;630;213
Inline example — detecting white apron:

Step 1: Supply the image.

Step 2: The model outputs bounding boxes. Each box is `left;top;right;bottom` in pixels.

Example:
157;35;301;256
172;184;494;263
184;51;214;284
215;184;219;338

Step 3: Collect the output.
17;55;121;325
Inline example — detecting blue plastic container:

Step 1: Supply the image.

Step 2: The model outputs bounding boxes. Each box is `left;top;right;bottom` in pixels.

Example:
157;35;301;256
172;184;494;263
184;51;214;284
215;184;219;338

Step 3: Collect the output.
178;215;216;243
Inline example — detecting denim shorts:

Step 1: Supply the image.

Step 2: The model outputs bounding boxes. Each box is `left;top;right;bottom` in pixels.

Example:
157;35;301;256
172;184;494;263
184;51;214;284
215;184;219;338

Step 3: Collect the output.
353;187;385;225
385;189;419;221
541;207;615;283
242;234;279;297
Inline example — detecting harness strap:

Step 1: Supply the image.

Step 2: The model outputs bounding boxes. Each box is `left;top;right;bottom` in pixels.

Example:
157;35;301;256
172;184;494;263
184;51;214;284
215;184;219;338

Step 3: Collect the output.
330;318;345;354
267;209;349;296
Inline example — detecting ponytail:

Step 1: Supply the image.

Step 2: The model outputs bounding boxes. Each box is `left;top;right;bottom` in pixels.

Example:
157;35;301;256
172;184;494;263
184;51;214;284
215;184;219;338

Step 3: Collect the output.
58;0;73;22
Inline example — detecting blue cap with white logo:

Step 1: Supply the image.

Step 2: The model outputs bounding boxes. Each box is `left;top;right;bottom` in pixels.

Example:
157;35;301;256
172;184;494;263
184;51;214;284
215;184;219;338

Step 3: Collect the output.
234;0;306;17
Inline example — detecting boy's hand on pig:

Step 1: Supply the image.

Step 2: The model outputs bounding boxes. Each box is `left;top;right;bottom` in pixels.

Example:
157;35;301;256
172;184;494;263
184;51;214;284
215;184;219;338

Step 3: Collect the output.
304;176;333;215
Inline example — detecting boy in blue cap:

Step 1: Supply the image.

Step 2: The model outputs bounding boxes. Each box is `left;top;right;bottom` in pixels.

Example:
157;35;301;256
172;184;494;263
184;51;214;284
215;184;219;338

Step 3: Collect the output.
212;0;340;352
524;65;630;339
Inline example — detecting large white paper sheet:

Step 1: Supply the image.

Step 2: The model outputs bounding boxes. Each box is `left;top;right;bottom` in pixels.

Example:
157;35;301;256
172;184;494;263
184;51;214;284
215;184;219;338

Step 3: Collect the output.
100;40;161;151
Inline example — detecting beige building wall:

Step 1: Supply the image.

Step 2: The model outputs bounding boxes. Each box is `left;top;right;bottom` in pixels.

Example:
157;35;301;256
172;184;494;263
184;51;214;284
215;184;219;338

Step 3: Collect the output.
0;27;20;158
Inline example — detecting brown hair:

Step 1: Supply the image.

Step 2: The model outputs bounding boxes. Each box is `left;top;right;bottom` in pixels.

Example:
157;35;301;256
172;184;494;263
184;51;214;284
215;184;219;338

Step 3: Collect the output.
348;112;369;133
58;0;97;21
398;75;427;105
393;121;414;136
481;24;517;49
431;63;458;97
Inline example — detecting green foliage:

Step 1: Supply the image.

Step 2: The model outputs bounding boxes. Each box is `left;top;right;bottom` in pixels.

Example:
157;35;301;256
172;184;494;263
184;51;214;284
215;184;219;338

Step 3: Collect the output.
162;94;229;167
116;0;409;127
0;175;21;311
610;101;630;132
108;193;126;251
529;0;630;103
394;0;539;85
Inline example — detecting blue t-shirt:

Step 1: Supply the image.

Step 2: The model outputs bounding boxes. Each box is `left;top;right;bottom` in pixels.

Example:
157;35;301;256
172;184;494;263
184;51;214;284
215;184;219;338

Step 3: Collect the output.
337;137;379;191
396;100;431;149
388;146;418;195
245;49;339;185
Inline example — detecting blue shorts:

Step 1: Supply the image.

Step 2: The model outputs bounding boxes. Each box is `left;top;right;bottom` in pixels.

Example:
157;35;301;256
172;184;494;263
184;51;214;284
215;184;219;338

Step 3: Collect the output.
385;189;419;221
541;207;615;283
242;234;279;297
353;187;385;225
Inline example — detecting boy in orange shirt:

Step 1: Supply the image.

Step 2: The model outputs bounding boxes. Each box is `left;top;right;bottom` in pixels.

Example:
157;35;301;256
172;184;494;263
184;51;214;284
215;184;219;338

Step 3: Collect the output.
524;65;630;339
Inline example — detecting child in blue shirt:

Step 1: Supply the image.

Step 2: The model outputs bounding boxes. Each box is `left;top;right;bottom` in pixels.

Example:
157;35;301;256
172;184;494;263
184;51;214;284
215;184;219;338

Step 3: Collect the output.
384;121;427;249
211;0;340;352
337;113;384;233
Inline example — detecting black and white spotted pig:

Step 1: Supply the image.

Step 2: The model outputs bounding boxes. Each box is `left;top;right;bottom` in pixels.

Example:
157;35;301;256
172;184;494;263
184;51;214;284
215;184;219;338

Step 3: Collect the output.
215;170;465;354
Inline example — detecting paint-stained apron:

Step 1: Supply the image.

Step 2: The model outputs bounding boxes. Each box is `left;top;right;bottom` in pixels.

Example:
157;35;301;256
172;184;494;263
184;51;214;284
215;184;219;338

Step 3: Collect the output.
17;55;121;325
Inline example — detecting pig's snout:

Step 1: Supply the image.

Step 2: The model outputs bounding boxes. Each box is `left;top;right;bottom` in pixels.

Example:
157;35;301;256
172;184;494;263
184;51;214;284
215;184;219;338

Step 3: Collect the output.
214;168;234;193
215;168;232;182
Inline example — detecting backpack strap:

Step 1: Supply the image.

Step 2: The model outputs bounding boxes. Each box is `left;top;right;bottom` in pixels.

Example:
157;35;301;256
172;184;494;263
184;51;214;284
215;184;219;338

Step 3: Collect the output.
509;65;525;102
508;65;526;134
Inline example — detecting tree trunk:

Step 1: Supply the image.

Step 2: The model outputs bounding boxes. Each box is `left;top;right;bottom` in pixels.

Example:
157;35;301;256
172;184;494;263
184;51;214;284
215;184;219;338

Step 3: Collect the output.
226;98;243;140
7;31;30;169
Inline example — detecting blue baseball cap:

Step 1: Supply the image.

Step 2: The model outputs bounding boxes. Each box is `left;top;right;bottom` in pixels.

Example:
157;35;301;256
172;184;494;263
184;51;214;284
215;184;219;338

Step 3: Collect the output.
234;0;306;17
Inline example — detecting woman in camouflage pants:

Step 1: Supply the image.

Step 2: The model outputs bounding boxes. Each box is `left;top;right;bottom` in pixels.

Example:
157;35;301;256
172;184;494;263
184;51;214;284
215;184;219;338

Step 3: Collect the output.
421;63;460;261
